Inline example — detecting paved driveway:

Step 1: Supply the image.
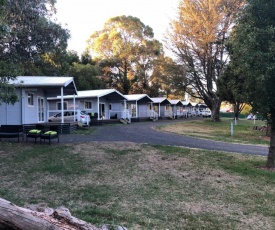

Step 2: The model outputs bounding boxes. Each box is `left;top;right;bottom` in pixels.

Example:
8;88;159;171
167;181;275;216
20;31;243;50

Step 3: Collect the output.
61;117;268;156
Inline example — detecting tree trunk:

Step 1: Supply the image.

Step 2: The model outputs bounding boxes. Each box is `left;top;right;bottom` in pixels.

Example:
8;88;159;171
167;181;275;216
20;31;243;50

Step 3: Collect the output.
266;123;275;168
234;102;240;120
211;99;221;122
0;198;100;230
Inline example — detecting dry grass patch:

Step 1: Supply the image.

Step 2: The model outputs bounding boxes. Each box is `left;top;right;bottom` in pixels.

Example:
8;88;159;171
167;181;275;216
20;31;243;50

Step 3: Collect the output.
162;122;213;135
0;142;275;229
157;119;269;145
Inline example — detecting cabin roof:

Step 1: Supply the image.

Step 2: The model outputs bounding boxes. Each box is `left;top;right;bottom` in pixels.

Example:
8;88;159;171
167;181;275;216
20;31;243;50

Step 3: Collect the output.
169;99;184;106
124;94;153;103
48;89;127;101
150;97;171;105
10;76;77;95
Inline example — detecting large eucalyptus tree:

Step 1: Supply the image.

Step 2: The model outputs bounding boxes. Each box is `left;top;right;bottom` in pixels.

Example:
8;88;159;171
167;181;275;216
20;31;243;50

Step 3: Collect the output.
87;15;163;94
166;0;244;121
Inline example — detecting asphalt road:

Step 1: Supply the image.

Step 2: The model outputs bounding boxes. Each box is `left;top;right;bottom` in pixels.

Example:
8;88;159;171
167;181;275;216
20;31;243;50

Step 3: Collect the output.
61;117;269;156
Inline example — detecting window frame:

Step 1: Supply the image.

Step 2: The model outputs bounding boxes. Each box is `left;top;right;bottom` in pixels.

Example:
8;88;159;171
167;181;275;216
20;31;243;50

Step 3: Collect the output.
84;101;92;110
56;101;68;110
27;93;34;106
122;102;129;109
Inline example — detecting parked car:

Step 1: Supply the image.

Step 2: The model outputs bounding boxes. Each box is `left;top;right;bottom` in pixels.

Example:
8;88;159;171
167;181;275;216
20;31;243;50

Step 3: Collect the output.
188;111;197;117
202;110;212;118
48;111;90;124
247;113;256;120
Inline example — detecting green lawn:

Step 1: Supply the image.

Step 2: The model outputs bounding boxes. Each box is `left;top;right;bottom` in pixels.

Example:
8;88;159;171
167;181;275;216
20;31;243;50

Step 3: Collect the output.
1;140;275;229
157;118;269;145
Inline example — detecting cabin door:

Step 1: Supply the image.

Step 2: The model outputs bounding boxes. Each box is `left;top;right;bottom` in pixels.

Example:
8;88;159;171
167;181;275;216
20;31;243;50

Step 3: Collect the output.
99;103;105;119
131;104;136;117
38;97;45;122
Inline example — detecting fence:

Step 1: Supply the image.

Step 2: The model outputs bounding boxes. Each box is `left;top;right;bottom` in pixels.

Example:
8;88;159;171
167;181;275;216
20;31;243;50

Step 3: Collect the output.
220;112;246;119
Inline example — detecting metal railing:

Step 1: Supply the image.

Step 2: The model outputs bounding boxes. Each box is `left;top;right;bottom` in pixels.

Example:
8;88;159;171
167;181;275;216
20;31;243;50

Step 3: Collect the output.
149;110;158;120
122;110;131;122
164;111;173;117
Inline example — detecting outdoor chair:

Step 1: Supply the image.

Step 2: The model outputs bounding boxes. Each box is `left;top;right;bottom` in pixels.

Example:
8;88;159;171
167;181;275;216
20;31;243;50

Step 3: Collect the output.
40;126;59;145
26;124;45;143
90;112;98;119
0;125;24;142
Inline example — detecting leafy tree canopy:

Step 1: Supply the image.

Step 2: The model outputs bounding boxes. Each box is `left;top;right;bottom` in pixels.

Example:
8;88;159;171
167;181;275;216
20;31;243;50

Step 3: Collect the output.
68;63;104;91
151;56;186;99
80;51;94;65
87;15;163;94
230;0;275;119
230;0;275;167
218;63;247;119
0;0;70;104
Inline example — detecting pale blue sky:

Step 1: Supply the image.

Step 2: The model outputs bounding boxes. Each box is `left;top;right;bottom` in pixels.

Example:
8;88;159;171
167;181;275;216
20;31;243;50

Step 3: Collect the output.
55;0;179;55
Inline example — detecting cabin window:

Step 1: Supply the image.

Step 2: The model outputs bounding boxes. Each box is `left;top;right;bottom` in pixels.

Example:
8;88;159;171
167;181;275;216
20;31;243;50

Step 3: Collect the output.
57;101;68;110
109;104;112;110
27;93;34;106
84;101;92;109
165;105;169;111
122;102;129;109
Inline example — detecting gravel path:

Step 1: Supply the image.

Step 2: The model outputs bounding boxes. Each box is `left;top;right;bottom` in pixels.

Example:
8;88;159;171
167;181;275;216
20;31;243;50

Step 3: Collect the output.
61;117;268;156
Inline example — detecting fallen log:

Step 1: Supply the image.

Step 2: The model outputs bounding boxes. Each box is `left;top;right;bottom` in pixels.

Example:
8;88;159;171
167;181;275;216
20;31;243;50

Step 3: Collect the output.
0;198;101;230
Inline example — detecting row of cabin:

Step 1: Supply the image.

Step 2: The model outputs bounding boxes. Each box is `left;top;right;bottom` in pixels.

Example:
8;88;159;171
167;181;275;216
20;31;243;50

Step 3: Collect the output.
0;76;209;126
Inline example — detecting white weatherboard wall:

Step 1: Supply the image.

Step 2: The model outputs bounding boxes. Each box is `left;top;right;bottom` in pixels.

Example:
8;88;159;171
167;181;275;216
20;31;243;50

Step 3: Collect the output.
0;88;49;125
0;89;22;125
23;88;46;124
0;104;7;124
0;100;22;125
159;105;165;117
0;76;77;125
138;104;149;117
110;101;125;119
80;97;109;118
24;102;37;124
48;97;112;119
